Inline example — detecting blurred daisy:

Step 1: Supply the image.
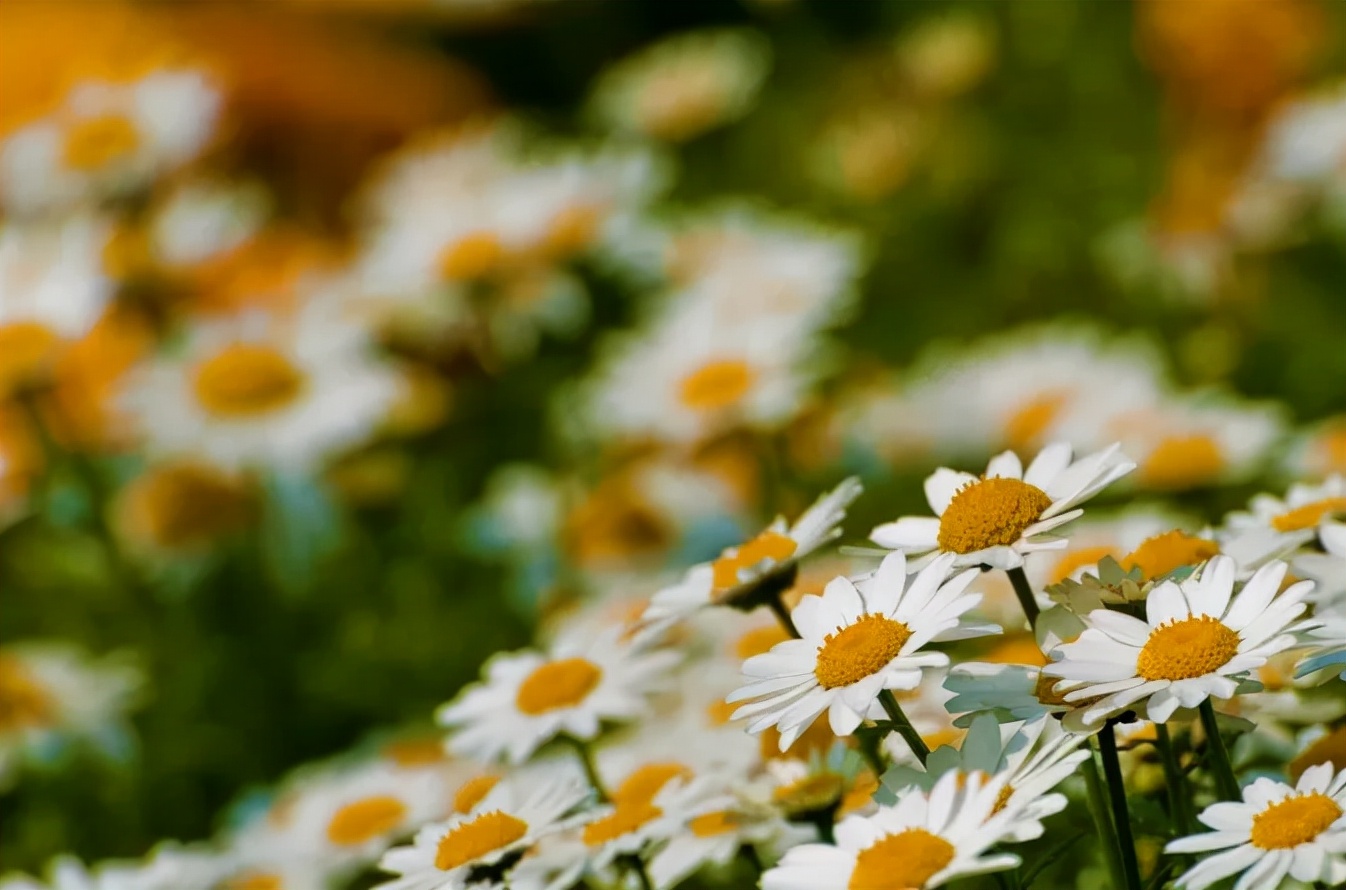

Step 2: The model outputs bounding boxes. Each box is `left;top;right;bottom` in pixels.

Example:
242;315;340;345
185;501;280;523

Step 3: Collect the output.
869;442;1135;571
1255;81;1346;186
762;770;1020;890
1044;556;1313;725
0;642;142;790
727;552;994;750
1165;763;1346;890
375;775;590;890
880;714;1089;841
0;67;221;216
575;767;723;876
642;476;861;622
120;298;403;471
1292;520;1346;607
144;178;270;273
1224;475;1346;553
112;460;257;560
649;793;798;889
438;627;679;764
0;216;114;394
1296;613;1346;680
587;29;771;143
1282;415;1346;480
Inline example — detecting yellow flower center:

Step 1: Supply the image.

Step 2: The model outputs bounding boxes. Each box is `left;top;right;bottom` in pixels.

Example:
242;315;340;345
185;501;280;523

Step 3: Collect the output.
981;634;1048;667
583;800;663;846
1139;435;1224;489
117;461;255;551
814;614;912;689
612;762;692;807
1272;497;1346;532
193;344;306;419
381;737;448;767
848;828;956;890
435;811;529;870
453;775;501;814
0;322;60;392
773;773;846;814
0;655;54;732
734;624;792;660
1290;726;1346;783
711;530;798;593
706;699;738;726
224;873;283;890
1032;671;1070;707
63;113;141;171
678;359;755;412
688;810;740;837
1047;545;1117;585
1004;392;1068;452
326;795;407;846
514;657;602;715
1317;425;1346;475
1249;793;1342;850
438;232;504;281
1121;530;1219;581
635;71;727;142
1136;616;1240;682
840;771;880;816
541;206;602;258
993;783;1014;815
937;477;1053;555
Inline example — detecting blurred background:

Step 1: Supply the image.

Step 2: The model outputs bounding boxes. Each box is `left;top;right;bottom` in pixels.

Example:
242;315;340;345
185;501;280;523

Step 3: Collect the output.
1;0;1344;878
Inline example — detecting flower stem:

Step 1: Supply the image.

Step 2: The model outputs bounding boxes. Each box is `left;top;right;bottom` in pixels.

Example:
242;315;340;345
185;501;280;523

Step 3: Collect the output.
561;735;610;802
619;854;654;890
1154;723;1195;834
767;593;800;638
1005;566;1040;629
878;689;929;765
1198;700;1241;801
857;727;888;776
1097;724;1143;890
1080;748;1127;890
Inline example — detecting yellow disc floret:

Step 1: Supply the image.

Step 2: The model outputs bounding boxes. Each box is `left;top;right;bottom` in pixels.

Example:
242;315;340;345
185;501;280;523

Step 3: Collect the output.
63;114;141;171
1139;435;1224;490
193;344;306;419
1122;530;1219;581
848;828;956;890
435;811;529;870
814;614;912;689
937;477;1053;555
1136;616;1240;682
452;775;501;814
712;530;798;593
1249;792;1342;850
1273;497;1346;532
326;795;407;846
678;359;754;411
514;657;602;715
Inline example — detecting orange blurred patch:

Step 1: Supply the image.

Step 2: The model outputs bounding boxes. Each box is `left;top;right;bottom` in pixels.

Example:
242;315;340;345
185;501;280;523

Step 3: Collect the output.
47;306;155;453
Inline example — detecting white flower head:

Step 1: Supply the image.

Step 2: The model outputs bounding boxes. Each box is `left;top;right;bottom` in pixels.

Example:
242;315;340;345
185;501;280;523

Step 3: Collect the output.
642;477;862;624
727;552;996;750
438;628;680;764
870;442;1136;571
1165;763;1346;890
1044;556;1314;725
762;770;1021;890
375;775;590;890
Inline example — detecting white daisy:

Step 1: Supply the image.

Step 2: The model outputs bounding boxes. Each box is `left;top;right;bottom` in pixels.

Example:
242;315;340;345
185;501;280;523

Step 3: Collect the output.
869;442;1136;571
880;714;1090;841
374;775;590;890
642;476;862;623
437;627;680;764
573;766;723;875
0;642;142;790
0;68;221;217
1281;415;1346;481
1165;763;1346;890
727;551;995;750
119;297;403;471
762;770;1021;890
146;178;270;271
648;791;799;889
1296;612;1346;681
1286;520;1346;608
586;29;771;142
1224;475;1346;557
1044;556;1313;725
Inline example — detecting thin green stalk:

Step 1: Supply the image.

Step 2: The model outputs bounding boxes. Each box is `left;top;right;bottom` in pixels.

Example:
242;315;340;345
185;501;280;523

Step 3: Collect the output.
878;689;929;765
1082;744;1127;890
1006;566;1040;629
1154;723;1195;834
1098;724;1143;890
856;728;888;776
1198;700;1241;801
562;735;610;802
618;854;653;890
767;593;800;638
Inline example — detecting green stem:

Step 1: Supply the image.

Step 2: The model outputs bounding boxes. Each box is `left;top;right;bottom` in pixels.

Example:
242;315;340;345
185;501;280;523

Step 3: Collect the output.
1098;724;1143;890
1155;723;1195;834
1198;700;1240;801
878;689;929;765
562;735;610;802
1082;745;1127;890
1006;566;1040;629
857;728;888;777
767;593;800;638
618;854;653;890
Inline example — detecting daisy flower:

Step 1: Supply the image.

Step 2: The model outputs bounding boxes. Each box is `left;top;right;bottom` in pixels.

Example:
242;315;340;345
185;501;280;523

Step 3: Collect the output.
111;460;257;560
145;178;270;272
648;791;800;888
880;714;1090;841
1165;763;1346;890
1286;519;1346;607
727;551;995;750
1044;556;1313;725
642;476;861;623
374;775;590;890
1296;613;1346;680
1224;475;1346;556
119;297;403;471
437;627;680;764
762;770;1020;890
0;642;142;790
1281;415;1346;481
586;29;771;143
869;442;1136;571
0;66;221;217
